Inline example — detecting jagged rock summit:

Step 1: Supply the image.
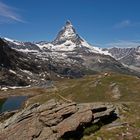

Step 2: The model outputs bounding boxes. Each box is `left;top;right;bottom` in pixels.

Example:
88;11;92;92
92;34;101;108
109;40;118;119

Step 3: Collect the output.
53;20;83;45
52;20;106;53
36;20;106;53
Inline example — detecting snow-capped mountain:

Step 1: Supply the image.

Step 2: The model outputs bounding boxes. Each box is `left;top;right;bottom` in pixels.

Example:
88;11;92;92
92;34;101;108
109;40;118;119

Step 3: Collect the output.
0;38;54;87
53;20;81;45
3;37;40;52
36;20;109;54
1;20;140;87
3;21;110;55
104;46;140;68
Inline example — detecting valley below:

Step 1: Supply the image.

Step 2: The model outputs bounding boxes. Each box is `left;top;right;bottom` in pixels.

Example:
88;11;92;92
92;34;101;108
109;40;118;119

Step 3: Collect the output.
0;72;140;140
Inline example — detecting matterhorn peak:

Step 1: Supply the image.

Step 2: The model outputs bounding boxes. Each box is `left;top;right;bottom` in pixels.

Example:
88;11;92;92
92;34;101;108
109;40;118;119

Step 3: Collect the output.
62;20;75;33
51;20;108;53
65;20;73;26
52;20;82;45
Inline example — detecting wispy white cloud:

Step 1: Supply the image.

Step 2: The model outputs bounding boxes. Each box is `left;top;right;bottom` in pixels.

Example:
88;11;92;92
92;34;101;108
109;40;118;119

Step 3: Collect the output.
105;40;140;48
0;1;24;23
114;20;140;29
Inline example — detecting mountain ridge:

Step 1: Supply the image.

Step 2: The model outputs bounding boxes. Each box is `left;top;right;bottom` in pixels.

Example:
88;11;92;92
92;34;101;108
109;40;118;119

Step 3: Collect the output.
0;21;140;87
104;46;140;69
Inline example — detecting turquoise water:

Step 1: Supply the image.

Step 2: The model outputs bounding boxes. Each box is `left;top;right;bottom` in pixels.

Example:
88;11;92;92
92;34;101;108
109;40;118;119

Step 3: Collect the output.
0;96;27;113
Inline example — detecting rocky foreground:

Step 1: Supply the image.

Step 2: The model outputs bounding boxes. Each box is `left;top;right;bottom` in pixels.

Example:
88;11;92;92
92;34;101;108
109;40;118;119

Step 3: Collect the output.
0;99;116;140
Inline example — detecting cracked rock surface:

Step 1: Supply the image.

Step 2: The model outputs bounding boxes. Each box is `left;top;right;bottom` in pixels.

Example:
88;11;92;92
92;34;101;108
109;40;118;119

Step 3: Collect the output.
0;99;116;140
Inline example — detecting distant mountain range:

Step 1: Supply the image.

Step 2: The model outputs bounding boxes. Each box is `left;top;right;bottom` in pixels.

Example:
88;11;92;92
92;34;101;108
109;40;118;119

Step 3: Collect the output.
103;46;140;70
0;21;140;87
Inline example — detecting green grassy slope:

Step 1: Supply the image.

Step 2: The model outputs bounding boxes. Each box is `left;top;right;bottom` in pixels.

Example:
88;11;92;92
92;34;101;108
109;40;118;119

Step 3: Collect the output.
52;72;140;103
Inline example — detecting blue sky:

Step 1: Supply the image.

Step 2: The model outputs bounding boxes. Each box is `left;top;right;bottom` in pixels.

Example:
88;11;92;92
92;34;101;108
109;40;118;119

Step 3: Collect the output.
0;0;140;48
